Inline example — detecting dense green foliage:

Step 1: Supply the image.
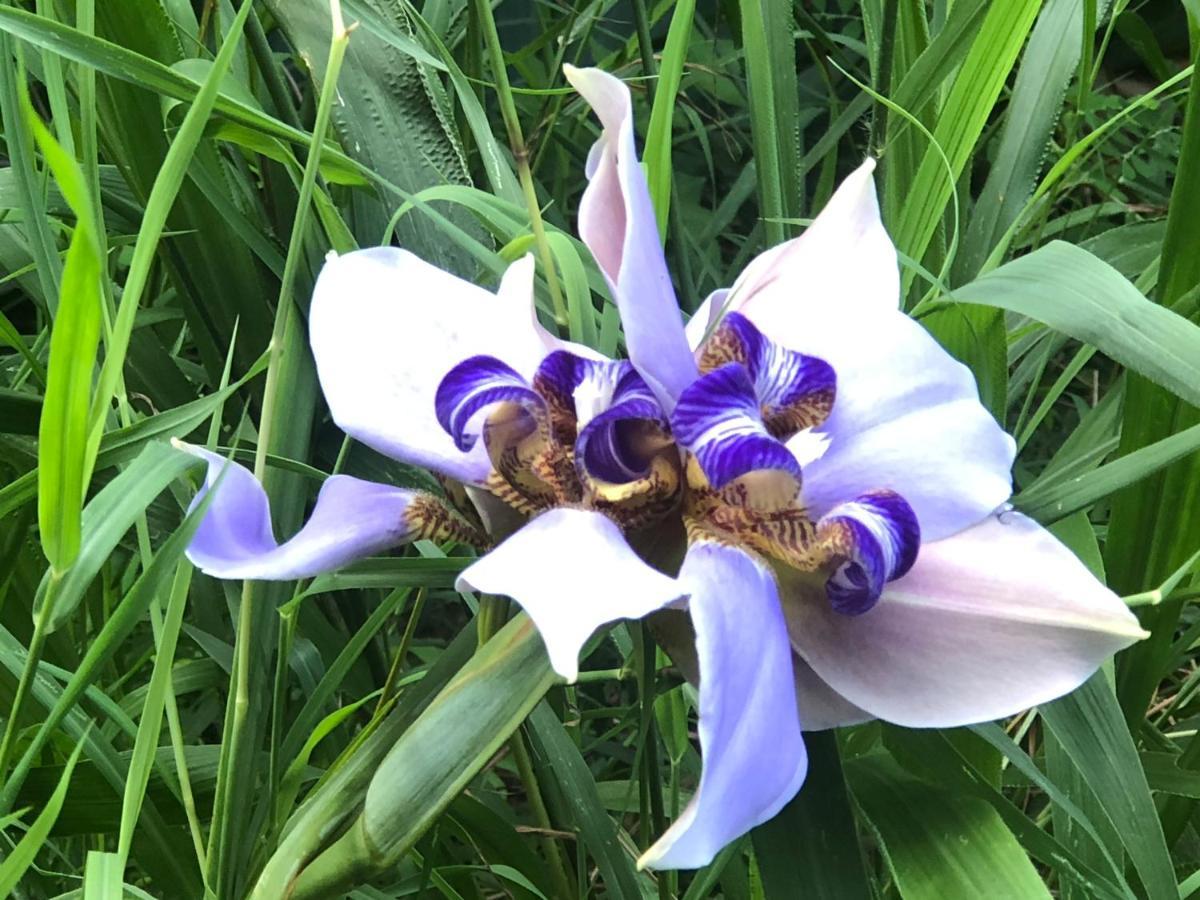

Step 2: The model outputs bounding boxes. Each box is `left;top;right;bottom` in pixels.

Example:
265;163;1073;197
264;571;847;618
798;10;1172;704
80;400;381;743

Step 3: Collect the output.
2;0;1200;897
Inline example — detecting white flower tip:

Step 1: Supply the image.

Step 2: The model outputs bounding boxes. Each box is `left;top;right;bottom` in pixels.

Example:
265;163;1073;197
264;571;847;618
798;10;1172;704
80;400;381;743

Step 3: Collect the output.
171;438;205;461
324;249;339;263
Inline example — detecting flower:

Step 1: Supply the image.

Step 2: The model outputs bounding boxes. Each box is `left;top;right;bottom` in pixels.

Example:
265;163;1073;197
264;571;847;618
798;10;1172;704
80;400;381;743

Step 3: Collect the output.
179;66;1147;872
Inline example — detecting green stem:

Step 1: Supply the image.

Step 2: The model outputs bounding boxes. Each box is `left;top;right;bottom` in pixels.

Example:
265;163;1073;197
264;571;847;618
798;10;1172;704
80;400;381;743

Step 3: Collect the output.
267;603;300;841
0;579;56;778
246;6;303;130
476;593;509;645
473;0;568;326
869;0;898;152
511;728;575;900
208;5;351;889
375;588;426;717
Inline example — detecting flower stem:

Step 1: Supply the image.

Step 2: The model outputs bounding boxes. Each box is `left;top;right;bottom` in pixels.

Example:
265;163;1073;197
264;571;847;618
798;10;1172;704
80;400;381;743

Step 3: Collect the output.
511;726;576;900
209;4;351;890
375;587;426;716
472;0;568;327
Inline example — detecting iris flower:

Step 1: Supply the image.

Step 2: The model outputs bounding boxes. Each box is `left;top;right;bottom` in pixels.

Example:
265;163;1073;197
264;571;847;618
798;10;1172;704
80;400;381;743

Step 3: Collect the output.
180;67;1146;870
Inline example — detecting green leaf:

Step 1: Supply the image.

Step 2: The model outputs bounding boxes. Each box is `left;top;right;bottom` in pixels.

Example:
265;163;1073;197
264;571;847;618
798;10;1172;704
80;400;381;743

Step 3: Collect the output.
527;701;647;900
739;0;802;246
954;241;1200;409
0;733;87;895
264;0;481;274
283;617;556;899
32;441;197;633
849;754;1050;899
956;0;1087;280
1015;419;1200;523
893;726;1130;899
891;0;1041;280
752;731;872;899
1040;676;1176;900
643;0;696;236
26;89;102;572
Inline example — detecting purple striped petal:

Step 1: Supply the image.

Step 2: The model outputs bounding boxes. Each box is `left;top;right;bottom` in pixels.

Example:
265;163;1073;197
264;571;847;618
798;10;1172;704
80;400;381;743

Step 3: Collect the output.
576;368;670;483
672;364;801;493
180;445;422;581
698;312;835;438
457;508;684;681
716;162;1014;538
435;355;542;452
639;541;807;870
784;512;1147;728
817;490;920;615
564;65;697;408
532;349;630;441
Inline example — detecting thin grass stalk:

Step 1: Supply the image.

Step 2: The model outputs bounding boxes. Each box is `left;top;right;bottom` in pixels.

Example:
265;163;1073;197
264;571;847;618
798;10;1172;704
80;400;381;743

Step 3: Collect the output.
511;726;575;900
375;587;427;716
207;2;350;890
472;0;567;326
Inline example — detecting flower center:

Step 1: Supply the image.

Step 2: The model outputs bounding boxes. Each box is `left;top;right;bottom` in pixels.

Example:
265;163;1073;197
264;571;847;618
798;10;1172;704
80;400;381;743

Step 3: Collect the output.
435;350;682;531
433;312;920;615
674;313;920;615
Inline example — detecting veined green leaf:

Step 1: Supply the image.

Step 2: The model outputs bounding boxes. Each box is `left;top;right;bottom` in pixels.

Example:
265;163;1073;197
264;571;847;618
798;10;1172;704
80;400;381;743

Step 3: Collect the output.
1040;676;1176;900
953;241;1200;409
849;755;1050;899
25;88;102;573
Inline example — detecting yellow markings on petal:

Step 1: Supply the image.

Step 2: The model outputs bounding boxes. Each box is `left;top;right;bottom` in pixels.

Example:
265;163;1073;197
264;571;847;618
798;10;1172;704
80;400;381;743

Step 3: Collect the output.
481;401;564;511
586;451;683;532
683;454;834;574
405;493;490;548
762;387;835;440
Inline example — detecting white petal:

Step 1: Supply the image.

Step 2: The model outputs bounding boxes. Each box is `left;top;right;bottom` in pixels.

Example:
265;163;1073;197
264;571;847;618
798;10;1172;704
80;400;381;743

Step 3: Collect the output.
728;159;897;313
721;161;1014;538
641;542;807;870
456;508;684;681
565;65;697;407
783;512;1147;728
310;249;563;484
793;655;872;731
684;288;728;350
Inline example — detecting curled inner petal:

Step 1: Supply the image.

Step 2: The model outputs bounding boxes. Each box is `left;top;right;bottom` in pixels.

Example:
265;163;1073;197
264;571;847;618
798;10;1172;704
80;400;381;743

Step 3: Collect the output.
577;368;671;483
817;490;919;615
437;349;680;527
435;355;543;452
697;312;835;439
672;363;801;505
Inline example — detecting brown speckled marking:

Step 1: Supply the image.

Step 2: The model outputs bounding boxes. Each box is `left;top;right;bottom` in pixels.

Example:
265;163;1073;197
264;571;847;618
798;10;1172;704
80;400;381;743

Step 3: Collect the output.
586;451;682;532
406;493;490;548
683;454;839;573
698;317;835;439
